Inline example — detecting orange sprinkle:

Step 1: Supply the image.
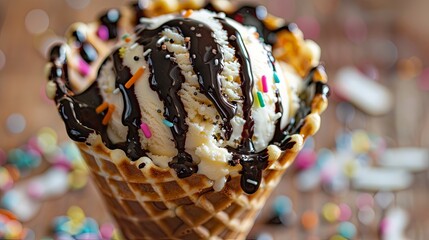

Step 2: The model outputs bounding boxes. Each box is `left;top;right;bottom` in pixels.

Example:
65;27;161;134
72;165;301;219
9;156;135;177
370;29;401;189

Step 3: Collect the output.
254;32;260;39
125;37;131;43
183;9;193;18
301;210;319;230
102;104;115;125
96;102;109;114
125;67;145;89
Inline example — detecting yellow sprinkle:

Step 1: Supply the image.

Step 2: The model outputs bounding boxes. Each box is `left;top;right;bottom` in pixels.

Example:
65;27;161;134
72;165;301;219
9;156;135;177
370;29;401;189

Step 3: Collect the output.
227;75;233;81
125;67;145;89
183;9;193;18
102;104;115;125
119;47;126;58
96;102;109;114
67;206;85;223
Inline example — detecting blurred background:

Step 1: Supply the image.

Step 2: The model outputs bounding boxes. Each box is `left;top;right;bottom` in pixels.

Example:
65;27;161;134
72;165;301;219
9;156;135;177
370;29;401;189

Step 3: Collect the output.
0;0;428;239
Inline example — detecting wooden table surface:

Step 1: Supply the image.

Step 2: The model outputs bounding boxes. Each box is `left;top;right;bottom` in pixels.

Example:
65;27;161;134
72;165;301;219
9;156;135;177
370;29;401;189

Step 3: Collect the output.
1;0;428;239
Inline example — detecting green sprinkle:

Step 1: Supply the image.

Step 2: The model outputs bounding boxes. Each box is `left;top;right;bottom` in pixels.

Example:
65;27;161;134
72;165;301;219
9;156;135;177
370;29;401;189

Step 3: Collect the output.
122;34;130;40
257;91;265;108
162;119;174;127
274;72;281;83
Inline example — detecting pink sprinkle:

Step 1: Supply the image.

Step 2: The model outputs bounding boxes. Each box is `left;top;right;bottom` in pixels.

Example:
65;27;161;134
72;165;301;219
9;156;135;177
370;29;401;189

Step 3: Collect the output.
140;122;152;138
339;203;352;221
27;182;44;200
52;155;73;171
379;218;389;235
78;58;90;76
261;75;268;93
27;137;43;155
295;149;317;170
100;223;115;239
97;25;109;41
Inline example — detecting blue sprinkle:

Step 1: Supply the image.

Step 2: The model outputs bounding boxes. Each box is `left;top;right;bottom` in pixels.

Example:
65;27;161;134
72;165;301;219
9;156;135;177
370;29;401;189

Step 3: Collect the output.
273;195;292;216
257;91;265;108
273;72;281;83
338;221;357;239
83;218;99;234
163;119;174;128
53;216;70;233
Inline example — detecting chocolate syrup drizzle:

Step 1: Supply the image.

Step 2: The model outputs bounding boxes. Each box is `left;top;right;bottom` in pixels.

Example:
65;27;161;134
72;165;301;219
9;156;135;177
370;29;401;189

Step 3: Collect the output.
47;3;329;194
110;51;146;160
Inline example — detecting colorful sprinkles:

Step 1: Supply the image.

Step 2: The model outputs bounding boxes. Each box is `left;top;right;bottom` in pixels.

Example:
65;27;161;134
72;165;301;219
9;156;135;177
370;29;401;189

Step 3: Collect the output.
261;75;268;92
78;58;90;76
143;48;152;57
273;72;281;83
257;91;265;107
97;25;109;41
119;47;126;58
140;122;152;138
125;67;145;89
162;119;174;128
95;102;108;114
102;104;115;125
183;9;194;18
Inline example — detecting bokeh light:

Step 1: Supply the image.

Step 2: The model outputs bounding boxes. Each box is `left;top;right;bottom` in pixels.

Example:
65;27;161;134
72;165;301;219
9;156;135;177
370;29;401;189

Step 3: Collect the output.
25;9;50;35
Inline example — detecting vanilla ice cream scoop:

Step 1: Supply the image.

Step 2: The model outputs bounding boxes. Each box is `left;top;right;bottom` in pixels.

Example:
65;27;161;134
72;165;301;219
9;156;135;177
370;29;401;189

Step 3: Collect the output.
46;3;328;194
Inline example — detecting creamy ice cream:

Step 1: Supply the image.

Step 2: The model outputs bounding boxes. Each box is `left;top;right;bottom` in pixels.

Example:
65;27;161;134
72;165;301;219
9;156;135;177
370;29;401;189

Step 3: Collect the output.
46;2;328;194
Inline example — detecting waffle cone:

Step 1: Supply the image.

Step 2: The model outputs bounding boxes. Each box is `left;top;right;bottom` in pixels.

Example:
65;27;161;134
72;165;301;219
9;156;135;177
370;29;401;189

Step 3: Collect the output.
76;135;302;240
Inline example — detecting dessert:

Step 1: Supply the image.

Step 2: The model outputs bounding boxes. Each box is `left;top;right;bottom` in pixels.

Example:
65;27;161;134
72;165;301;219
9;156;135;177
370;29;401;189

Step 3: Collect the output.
45;0;328;239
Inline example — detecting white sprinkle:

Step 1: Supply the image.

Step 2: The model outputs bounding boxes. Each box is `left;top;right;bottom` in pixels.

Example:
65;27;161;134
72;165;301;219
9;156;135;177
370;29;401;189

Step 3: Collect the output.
246;179;258;186
192;54;196;59
230;35;237;41
165;54;171;59
196;33;202;37
130;43;139;50
140;18;153;24
6;113;26;134
191;27;196;31
214;59;219;66
212;49;217;54
198;24;203;27
170;57;177;61
179;21;183;25
218;12;226;19
185;37;191;42
143;49;152;56
113;88;120;94
157;36;167;45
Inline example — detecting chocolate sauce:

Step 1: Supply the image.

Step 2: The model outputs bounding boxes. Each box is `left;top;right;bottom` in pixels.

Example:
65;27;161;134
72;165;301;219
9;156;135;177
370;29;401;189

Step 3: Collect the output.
110;51;146;160
218;19;255;144
48;4;329;194
219;19;270;193
49;45;106;144
136;24;197;177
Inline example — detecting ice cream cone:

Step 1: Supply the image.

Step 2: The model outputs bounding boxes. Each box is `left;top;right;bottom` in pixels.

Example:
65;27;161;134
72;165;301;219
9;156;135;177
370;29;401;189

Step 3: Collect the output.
45;1;329;239
76;133;306;239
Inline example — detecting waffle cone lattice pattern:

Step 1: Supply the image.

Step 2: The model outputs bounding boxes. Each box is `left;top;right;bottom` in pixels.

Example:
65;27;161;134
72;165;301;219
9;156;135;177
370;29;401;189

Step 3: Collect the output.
78;142;297;240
